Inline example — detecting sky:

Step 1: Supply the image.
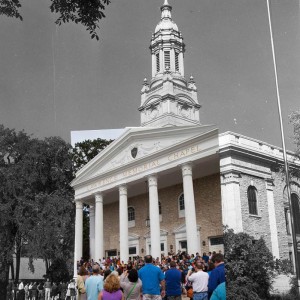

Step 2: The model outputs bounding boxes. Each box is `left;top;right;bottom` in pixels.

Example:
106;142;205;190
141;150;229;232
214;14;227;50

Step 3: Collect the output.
0;0;299;150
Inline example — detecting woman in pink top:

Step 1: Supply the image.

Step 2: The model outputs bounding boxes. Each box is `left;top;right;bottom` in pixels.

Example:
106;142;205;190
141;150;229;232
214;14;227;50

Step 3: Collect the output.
98;273;123;300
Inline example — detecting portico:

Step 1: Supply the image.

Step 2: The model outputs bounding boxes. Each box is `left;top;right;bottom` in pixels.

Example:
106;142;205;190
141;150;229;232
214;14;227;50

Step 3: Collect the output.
72;125;221;274
71;0;223;275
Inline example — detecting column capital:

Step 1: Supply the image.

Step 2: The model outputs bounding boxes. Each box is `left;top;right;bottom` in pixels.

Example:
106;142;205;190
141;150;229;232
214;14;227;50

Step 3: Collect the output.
119;185;127;196
221;171;241;185
265;179;274;191
95;193;103;204
181;163;193;176
75;200;83;209
148;174;158;187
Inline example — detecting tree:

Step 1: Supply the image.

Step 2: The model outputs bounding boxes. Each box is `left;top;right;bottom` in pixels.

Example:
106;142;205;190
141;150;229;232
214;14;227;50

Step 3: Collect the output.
0;0;111;40
72;138;113;172
72;138;113;259
224;228;276;300
0;125;75;296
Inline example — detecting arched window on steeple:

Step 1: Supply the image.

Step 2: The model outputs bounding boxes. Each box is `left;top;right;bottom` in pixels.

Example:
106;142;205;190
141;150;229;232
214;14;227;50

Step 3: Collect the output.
156;53;160;72
164;51;170;69
175;52;179;71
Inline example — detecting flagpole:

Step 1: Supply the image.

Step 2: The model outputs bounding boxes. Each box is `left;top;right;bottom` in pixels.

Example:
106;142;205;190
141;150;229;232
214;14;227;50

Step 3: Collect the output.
266;0;300;294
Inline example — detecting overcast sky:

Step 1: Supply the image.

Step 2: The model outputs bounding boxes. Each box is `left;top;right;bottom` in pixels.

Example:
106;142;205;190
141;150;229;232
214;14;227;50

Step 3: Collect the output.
0;0;299;150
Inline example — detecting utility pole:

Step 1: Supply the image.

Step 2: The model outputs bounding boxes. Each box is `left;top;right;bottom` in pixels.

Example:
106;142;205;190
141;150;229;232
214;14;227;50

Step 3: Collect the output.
266;0;300;295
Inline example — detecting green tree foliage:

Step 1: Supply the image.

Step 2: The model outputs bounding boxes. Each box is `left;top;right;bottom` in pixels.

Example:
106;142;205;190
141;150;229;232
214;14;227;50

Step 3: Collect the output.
0;125;75;295
224;228;276;300
46;258;72;283
72;138;113;259
72;138;113;172
0;0;110;40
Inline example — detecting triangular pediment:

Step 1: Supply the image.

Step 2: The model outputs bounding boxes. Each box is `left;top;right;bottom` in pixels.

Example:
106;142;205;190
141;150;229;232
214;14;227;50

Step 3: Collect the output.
71;124;217;188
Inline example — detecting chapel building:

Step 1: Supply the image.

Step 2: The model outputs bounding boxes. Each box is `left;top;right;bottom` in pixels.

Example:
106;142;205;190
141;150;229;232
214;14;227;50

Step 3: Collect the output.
71;0;223;274
71;0;300;276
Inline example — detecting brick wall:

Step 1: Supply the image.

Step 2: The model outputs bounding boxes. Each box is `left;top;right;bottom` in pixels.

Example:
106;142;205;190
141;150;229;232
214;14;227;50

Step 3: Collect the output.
102;173;223;256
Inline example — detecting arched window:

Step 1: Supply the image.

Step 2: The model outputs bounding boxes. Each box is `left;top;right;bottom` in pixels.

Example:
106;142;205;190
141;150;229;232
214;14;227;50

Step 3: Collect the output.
247;186;258;215
128;207;135;222
291;193;300;234
179;193;185;211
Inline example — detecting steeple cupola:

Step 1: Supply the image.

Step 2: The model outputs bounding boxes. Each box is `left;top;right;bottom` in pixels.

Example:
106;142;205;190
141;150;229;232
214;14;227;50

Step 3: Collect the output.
139;1;201;127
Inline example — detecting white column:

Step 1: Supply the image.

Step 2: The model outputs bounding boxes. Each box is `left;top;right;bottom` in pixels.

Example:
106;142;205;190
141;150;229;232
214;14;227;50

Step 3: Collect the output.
119;185;129;263
181;163;198;255
95;193;104;261
89;205;95;260
266;180;280;258
74;200;83;277
148;174;161;260
221;172;243;232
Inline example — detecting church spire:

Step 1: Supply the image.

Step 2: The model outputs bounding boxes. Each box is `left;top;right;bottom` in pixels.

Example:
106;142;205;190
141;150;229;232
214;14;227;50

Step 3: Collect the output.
139;1;201;128
161;0;172;20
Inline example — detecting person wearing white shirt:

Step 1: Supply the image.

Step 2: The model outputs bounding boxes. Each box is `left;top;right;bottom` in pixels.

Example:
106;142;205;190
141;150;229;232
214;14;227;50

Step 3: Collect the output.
186;263;209;300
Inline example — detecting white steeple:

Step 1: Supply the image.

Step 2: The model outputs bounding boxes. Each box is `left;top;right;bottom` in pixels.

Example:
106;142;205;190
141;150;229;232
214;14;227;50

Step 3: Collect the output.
139;1;201;128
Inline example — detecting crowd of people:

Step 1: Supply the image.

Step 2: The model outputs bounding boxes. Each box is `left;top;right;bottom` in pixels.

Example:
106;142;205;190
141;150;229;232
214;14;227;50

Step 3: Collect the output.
7;251;225;300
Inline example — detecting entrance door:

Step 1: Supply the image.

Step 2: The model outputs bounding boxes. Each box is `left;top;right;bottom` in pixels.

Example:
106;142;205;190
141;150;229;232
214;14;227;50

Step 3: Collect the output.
179;240;187;252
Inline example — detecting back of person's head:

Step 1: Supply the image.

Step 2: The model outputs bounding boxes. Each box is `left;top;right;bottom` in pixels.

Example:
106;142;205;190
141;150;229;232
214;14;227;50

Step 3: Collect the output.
208;261;215;271
104;273;120;292
212;253;224;264
128;269;138;283
195;262;204;270
103;269;111;281
78;266;88;276
92;265;100;274
145;255;153;263
170;261;177;268
116;268;122;276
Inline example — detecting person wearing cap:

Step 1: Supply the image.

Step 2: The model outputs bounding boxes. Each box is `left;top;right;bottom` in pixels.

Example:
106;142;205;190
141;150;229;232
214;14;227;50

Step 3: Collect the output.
85;264;104;300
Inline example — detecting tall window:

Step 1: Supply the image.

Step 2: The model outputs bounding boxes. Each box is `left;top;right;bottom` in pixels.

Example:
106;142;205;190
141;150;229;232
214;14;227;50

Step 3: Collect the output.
156;53;160;72
175;52;179;71
159;201;162;215
247;186;258;215
179;193;185;210
128;207;135;221
291;193;300;234
164;51;170;69
284;208;290;235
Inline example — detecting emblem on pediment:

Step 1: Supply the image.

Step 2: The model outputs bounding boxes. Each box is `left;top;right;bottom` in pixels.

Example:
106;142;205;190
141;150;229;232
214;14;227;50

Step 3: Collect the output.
131;147;138;159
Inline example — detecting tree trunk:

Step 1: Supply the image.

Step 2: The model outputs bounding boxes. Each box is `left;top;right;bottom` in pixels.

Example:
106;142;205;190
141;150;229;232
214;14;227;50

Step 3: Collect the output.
15;243;21;282
10;260;14;281
45;258;49;274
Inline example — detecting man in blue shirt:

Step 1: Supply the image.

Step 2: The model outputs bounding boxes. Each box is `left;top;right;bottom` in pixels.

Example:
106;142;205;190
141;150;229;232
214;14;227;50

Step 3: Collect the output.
165;261;182;300
207;254;225;299
138;255;165;299
85;265;104;300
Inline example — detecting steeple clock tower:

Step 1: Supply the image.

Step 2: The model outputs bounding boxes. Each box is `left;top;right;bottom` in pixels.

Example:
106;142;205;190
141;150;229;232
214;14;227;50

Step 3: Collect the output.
139;0;201;127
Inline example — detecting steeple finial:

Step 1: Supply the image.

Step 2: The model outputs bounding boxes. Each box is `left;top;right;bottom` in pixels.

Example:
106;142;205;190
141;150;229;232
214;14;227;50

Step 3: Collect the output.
161;0;172;19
